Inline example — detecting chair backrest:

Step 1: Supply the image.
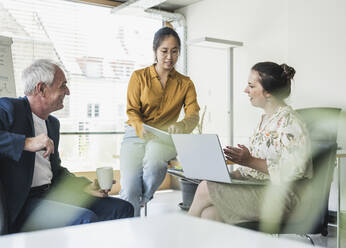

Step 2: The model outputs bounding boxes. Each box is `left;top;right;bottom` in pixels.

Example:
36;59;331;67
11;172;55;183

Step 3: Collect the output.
0;178;9;235
236;107;341;235
296;107;340;197
296;107;340;142
291;107;341;234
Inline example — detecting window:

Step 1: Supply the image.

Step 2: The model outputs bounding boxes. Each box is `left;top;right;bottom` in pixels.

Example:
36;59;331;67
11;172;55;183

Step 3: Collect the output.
94;104;99;118
78;121;89;158
0;0;162;171
87;104;92;118
87;103;100;118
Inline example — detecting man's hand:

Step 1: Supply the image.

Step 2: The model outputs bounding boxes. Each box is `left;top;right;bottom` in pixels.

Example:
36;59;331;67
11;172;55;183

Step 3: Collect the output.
223;144;253;166
24;133;54;158
167;122;185;134
84;179;115;198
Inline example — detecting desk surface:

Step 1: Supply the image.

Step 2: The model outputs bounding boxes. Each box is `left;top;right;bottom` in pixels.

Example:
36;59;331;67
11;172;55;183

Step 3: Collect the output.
0;214;313;248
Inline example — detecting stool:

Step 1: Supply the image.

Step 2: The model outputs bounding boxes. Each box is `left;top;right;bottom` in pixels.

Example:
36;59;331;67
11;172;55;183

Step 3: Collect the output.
142;159;177;217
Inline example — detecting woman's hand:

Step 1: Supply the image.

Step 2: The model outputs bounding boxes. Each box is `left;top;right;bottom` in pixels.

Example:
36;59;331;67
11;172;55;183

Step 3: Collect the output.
223;144;253;166
167;122;185;134
225;145;269;174
137;123;154;140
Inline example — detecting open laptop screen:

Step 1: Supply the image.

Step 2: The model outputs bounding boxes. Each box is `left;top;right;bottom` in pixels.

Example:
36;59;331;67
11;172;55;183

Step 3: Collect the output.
171;134;232;183
171;134;268;185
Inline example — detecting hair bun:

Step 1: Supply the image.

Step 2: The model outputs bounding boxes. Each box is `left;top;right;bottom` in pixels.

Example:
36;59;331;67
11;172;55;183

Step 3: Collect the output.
280;64;296;80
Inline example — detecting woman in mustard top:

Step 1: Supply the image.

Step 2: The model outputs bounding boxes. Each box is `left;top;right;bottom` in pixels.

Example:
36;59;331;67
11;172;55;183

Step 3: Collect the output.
120;27;200;216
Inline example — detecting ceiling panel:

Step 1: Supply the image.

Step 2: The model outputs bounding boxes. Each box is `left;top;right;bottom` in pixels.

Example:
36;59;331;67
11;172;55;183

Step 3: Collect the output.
155;0;202;11
75;0;202;11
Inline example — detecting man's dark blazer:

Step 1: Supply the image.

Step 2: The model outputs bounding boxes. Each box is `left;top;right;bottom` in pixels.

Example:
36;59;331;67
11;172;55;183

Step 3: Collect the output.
0;97;90;231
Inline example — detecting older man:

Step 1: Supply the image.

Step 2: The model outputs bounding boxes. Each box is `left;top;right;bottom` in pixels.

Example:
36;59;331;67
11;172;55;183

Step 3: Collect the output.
0;59;133;233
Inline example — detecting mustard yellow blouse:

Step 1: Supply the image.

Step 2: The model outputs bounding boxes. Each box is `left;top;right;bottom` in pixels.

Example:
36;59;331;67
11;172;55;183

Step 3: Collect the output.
126;65;200;137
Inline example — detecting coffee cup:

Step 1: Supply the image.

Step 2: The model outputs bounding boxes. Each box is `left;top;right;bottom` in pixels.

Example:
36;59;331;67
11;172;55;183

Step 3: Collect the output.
96;167;114;190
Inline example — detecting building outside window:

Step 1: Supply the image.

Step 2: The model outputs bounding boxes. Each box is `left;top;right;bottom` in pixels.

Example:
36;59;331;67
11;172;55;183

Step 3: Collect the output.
0;0;162;171
94;104;100;118
87;103;100;118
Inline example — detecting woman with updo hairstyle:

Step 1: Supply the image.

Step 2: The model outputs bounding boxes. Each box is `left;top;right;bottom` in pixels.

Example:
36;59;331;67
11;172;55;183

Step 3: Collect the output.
120;27;200;216
188;62;313;225
252;62;295;101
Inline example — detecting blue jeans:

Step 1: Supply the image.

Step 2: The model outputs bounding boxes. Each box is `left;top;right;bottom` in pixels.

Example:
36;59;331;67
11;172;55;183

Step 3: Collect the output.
14;189;134;232
120;125;176;216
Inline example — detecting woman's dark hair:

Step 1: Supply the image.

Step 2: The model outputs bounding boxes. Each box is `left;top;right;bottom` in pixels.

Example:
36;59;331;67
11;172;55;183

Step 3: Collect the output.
153;27;181;52
252;62;296;100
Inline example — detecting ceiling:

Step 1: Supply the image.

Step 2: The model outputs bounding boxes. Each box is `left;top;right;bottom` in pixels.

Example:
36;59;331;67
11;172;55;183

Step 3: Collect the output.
75;0;202;12
142;0;201;11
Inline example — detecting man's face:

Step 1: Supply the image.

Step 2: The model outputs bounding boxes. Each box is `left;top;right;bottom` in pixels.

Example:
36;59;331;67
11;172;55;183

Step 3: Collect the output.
44;67;70;113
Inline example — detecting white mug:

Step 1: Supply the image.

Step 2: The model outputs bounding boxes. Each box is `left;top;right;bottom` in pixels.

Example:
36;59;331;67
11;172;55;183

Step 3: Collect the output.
96;167;114;190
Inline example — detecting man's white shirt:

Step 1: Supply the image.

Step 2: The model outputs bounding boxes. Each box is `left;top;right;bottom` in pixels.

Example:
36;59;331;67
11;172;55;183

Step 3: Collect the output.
31;113;53;187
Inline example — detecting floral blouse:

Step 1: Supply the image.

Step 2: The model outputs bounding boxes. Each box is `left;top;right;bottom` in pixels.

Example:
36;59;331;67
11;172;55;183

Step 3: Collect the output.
238;106;313;184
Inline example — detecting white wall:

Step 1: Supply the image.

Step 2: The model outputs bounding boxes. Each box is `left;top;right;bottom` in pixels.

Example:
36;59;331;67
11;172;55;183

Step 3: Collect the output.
178;0;346;148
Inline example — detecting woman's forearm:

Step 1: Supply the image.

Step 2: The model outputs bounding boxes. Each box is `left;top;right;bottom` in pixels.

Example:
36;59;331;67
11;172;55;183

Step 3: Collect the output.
247;157;269;174
230;170;244;179
224;145;269;174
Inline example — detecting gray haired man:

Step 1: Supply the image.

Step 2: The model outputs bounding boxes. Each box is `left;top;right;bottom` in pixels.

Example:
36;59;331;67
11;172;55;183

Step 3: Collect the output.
0;59;133;233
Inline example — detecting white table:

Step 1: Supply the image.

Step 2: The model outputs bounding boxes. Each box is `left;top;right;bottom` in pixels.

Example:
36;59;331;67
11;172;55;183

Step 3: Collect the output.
0;213;314;248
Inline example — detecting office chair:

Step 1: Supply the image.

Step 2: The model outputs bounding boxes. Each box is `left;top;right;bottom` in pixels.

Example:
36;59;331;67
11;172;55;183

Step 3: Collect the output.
235;107;341;245
0;179;8;235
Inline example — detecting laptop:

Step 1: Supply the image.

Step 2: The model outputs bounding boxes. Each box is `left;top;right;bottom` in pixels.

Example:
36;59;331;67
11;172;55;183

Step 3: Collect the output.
171;134;268;185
